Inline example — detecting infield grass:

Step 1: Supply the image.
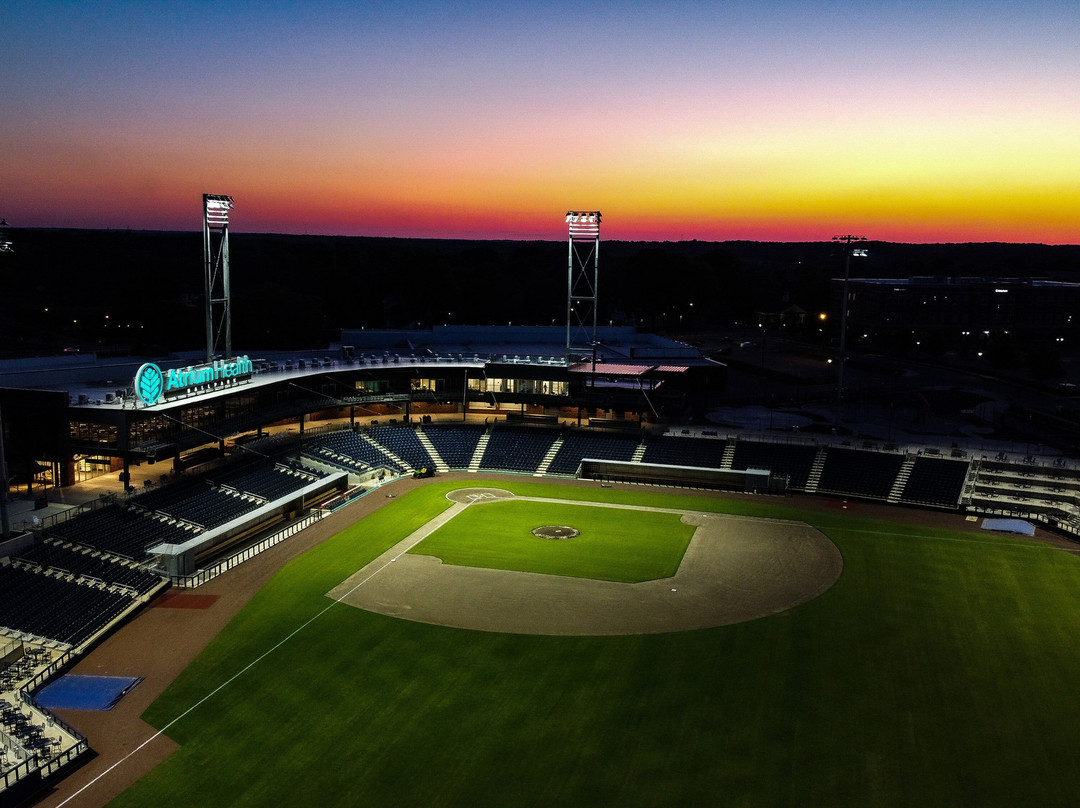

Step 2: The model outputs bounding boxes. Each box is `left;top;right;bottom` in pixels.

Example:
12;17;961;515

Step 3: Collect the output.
409;498;694;582
110;481;1080;808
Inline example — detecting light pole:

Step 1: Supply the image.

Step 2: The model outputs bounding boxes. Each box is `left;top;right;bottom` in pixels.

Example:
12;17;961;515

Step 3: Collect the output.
0;400;10;538
203;194;234;363
0;218;11;536
832;234;867;428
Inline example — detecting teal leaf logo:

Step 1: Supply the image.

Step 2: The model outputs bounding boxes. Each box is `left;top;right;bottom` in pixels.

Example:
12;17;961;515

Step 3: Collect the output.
135;363;164;405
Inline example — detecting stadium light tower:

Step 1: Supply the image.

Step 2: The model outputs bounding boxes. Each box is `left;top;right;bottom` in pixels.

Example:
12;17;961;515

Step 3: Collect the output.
566;211;601;364
832;234;867;426
0;217;10;536
203;194;234;363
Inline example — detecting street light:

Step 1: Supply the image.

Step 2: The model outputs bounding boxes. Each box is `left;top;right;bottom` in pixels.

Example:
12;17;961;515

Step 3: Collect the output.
832;234;867;427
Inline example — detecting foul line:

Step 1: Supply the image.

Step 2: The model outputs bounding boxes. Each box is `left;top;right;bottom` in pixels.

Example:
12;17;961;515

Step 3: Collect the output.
54;507;462;808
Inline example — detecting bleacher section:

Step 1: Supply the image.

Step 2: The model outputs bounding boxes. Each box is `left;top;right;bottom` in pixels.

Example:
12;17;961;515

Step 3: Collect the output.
899;457;971;508
730;441;819;490
641;434;726;469
0;564;139;647
817;447;906;500
352;425;980;507
47;503;196;560
304;430;404;474
366;426;436;471
280;424;984;512
212;462;329;502
420;423;486;469
12;540;164;595
137;486;259;529
480;426;559;473
547;431;640;475
968;459;1080;520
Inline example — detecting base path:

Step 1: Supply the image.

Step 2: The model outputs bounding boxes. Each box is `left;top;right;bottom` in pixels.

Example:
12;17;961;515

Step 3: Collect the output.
328;488;843;635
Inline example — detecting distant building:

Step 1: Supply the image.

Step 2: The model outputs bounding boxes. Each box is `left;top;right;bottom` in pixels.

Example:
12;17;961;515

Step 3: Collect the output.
831;277;1080;336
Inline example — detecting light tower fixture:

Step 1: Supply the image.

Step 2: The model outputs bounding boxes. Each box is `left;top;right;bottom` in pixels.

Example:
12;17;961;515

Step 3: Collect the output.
832;234;868;426
203;194;234;363
566;211;601;364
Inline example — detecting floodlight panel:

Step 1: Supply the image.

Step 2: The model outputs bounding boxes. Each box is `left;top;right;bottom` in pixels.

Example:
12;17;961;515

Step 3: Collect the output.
566;210;601;239
204;194;234;226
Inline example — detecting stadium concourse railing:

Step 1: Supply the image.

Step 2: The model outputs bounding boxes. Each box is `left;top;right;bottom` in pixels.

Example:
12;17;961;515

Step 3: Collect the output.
1;648;90;797
165;509;327;588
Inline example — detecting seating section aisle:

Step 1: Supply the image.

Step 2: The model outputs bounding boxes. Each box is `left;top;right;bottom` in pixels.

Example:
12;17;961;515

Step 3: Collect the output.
367;426;435;471
0;564;137;647
817;447;905;499
480;426;559;473
421;424;486;468
642;435;725;469
900;457;971;508
730;441;819;489
547;431;640;475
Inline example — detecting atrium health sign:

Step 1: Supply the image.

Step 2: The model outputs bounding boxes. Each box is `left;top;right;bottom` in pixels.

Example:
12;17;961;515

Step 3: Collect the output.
133;356;253;406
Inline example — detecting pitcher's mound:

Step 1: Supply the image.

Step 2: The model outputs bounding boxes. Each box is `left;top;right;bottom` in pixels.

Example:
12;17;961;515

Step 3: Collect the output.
532;525;580;539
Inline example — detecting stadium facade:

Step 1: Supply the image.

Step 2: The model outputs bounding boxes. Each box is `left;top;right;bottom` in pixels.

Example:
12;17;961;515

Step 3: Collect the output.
0;325;724;491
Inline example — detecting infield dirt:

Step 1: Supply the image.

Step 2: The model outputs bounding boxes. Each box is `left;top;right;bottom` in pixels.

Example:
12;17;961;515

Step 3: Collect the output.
329;488;843;635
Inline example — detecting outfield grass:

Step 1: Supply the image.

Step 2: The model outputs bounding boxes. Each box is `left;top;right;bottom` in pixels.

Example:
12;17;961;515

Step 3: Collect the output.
409;498;695;582
109;481;1080;807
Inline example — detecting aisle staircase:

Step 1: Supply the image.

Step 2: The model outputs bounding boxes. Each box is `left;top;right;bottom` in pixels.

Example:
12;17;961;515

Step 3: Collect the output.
415;428;448;472
804;447;828;493
535;437;565;476
887;456;916;503
469;431;492;473
721;438;736;470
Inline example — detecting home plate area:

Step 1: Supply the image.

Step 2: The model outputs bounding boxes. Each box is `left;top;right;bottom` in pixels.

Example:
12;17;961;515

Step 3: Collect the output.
328;489;843;636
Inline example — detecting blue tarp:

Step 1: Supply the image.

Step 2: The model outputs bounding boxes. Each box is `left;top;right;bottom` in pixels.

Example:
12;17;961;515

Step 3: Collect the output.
35;675;143;711
981;518;1036;536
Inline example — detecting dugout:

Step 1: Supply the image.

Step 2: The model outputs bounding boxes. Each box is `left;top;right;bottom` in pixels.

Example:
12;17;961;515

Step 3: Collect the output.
578;459;783;493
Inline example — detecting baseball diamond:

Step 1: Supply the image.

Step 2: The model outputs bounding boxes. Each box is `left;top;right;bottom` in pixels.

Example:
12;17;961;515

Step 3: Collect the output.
329;489;843;635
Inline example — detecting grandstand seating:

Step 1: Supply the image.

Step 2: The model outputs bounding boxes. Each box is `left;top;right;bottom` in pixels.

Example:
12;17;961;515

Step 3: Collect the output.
213;463;327;502
305;430;404;474
47;503;196;560
13;540;164;595
480;426;559;473
421;423;485;468
817;447;905;500
366;426;436;471
899;457;971;508
128;477;206;513
642;435;726;468
149;487;259;529
730;441;819;489
547;431;640;475
0;564;136;647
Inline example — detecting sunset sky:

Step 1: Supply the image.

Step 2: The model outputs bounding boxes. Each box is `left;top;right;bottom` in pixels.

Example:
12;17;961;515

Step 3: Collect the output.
2;1;1078;242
